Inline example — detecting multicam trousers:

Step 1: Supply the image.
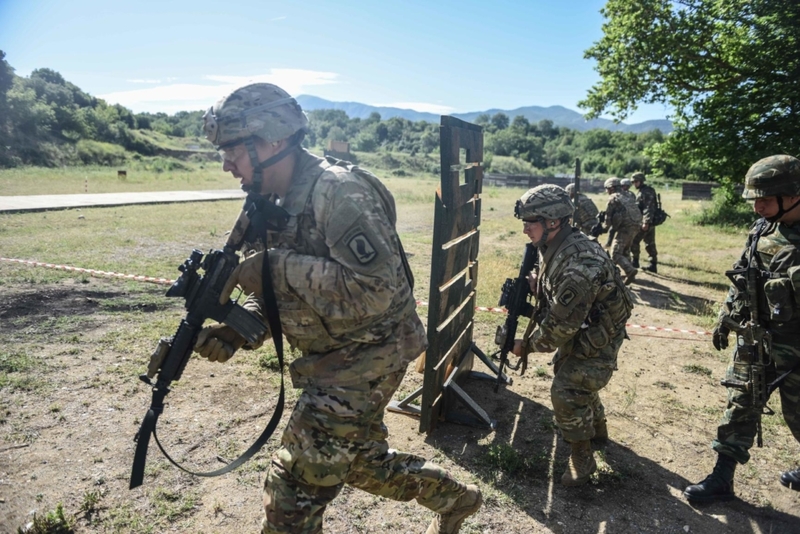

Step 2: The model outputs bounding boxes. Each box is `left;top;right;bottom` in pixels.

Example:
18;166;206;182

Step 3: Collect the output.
631;226;657;265
262;366;468;533
609;226;638;277
550;331;625;443
712;340;800;464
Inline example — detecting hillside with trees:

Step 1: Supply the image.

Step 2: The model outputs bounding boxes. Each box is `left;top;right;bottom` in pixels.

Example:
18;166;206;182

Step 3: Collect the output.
0;50;682;180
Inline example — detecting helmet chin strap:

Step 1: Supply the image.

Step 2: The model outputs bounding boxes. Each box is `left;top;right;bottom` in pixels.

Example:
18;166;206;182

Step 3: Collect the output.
766;195;800;222
241;133;303;194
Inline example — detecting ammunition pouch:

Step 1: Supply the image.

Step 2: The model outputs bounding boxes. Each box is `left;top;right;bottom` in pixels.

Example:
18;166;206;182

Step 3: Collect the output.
576;281;633;357
763;277;794;322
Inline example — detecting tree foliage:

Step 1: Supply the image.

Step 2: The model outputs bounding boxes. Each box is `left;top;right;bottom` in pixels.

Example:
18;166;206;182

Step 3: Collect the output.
581;0;800;188
0;52;669;177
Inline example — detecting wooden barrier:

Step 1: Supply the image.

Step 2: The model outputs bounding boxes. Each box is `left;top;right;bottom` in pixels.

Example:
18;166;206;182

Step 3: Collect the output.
389;116;506;433
681;182;718;200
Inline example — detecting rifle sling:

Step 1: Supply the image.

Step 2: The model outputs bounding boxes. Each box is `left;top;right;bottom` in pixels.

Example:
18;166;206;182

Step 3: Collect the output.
131;247;285;488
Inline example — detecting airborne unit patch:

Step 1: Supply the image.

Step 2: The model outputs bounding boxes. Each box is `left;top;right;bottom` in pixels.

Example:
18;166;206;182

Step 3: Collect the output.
558;287;577;306
347;232;378;264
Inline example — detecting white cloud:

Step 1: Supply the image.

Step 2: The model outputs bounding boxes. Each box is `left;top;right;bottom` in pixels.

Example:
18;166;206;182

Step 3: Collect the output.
99;69;339;113
376;101;456;115
126;79;162;84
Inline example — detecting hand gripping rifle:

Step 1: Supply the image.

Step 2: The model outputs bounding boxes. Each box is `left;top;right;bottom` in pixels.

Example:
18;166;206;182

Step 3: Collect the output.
590;211;607;239
130;195;289;489
493;243;537;392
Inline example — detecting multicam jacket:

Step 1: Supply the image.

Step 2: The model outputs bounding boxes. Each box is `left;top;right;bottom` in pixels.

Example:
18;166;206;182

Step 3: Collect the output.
636;183;658;225
571;193;600;234
246;149;424;388
604;192;642;232
525;227;633;356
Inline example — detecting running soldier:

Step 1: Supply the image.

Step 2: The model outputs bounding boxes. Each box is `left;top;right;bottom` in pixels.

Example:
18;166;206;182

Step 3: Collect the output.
565;183;599;235
512;185;634;487
631;172;659;273
684;155;800;503
601;177;642;285
195;83;481;534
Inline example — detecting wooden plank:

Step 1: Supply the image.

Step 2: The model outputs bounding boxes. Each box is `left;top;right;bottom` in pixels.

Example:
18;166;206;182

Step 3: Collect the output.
432;322;475;392
435;231;480;291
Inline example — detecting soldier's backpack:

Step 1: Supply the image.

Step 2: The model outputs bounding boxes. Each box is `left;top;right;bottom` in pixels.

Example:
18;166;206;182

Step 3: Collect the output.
653;193;670;226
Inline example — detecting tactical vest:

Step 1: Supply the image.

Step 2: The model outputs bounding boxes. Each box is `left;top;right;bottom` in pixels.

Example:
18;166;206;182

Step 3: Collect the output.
544;229;634;353
261;151;415;354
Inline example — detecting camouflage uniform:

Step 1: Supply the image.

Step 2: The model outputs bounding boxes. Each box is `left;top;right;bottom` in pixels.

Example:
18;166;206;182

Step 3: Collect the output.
685;154;800;503
604;189;642;281
200;84;478;533
571;193;600;235
523;226;633;444
631;181;658;269
252;151;472;533
711;220;800;463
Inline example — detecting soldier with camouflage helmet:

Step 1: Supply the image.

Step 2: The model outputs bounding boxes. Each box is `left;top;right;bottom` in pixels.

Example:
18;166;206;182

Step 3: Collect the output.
602;177;643;284
631;172;659;273
565;183;600;235
619;178;636;203
195;83;481;534
685;155;800;504
511;185;634;487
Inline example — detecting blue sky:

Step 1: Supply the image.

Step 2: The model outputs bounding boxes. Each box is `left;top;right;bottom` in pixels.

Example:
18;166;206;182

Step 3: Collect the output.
0;0;671;123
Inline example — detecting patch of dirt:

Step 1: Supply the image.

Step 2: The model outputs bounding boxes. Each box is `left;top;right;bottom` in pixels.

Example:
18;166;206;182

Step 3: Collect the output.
0;272;798;534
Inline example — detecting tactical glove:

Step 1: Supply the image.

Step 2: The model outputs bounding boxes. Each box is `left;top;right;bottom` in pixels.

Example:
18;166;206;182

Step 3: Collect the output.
712;320;730;351
194;323;247;362
220;251;264;304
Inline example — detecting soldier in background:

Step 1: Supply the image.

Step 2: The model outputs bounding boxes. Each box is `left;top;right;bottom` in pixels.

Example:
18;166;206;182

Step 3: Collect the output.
684;155;800;504
601;177;642;285
195;83;481;534
565;183;599;235
511;185;634;487
631;172;659;273
620;178;637;203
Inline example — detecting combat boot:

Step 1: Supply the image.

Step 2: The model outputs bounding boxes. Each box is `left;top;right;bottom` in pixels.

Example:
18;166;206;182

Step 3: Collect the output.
591;418;608;450
425;484;482;534
632;257;640;268
624;269;638;285
683;453;736;503
780;467;800;491
561;440;597;487
643;260;657;274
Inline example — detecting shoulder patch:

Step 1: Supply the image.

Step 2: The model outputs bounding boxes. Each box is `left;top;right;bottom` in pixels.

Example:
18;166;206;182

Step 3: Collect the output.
558;287;577;306
347;232;378;264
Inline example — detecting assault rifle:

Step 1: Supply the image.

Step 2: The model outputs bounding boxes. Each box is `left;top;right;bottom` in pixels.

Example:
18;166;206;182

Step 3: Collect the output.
493;243;538;391
718;219;773;447
129;247;267;489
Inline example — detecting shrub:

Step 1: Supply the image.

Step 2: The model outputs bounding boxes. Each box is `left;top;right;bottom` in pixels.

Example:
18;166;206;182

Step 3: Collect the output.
693;187;755;229
75;139;126;166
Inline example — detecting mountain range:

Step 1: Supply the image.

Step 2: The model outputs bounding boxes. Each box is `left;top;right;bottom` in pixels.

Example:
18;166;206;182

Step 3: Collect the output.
296;95;673;134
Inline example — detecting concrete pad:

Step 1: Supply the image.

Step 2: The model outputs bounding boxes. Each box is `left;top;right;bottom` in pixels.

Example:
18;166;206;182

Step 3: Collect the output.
0;189;246;213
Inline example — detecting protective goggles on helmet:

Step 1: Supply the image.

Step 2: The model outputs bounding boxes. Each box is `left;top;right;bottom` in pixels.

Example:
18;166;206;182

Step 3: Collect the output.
216;140;248;162
522;216;545;226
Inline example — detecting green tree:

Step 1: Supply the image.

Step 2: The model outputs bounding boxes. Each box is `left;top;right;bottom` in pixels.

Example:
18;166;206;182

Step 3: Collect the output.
581;0;800;191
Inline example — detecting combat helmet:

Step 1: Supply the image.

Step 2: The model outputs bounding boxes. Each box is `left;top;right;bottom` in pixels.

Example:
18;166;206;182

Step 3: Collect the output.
620;178;632;188
743;155;800;200
564;183;576;196
631;172;646;183
515;184;574;221
604;177;621;190
203;83;308;193
203;83;307;148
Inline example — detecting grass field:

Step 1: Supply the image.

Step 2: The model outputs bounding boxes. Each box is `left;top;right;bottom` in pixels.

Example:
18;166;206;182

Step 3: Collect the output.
4;158;796;534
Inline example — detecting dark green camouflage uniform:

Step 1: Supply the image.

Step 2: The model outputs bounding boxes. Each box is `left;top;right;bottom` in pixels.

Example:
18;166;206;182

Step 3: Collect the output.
523;227;633;442
713;220;800;464
631;183;658;266
246;149;469;533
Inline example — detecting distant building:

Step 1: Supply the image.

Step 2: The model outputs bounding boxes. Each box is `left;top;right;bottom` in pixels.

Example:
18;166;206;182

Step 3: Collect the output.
324;140;351;161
